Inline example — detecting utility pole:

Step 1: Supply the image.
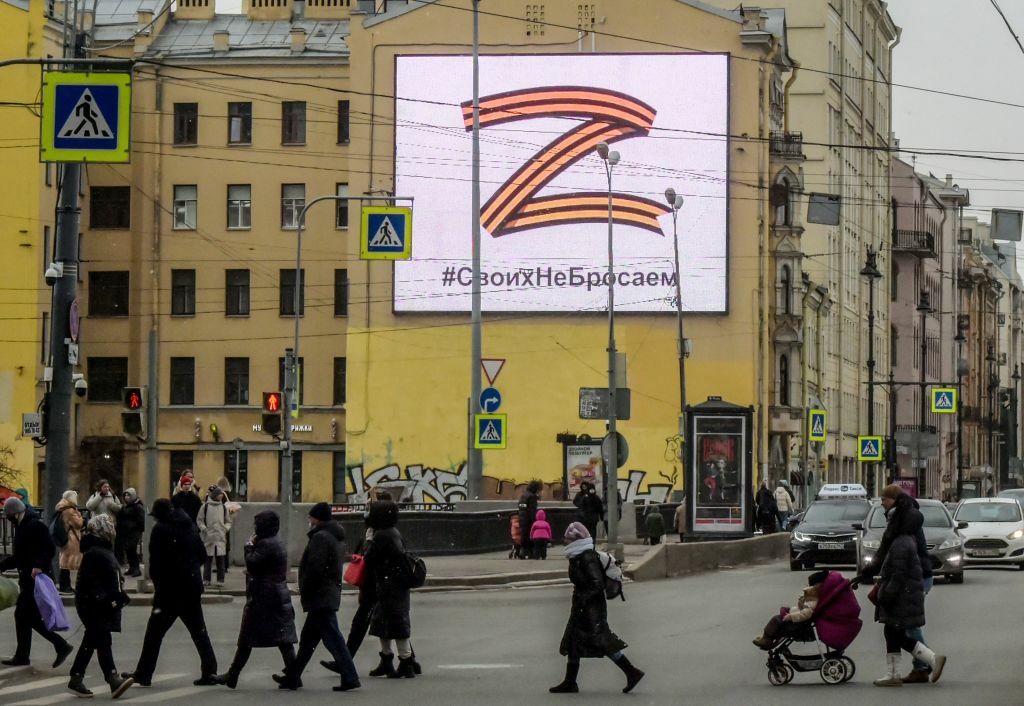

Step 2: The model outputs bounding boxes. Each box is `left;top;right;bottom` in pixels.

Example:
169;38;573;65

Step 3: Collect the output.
918;289;931;491
860;247;882;497
280;347;296;544
467;0;483;498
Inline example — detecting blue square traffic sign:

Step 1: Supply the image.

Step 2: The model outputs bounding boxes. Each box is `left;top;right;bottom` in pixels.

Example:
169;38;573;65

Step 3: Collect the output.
360;206;413;260
53;84;120;152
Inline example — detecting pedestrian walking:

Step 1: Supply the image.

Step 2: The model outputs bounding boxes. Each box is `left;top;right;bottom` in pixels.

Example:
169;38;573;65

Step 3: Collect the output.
643;502;665;545
86;480;122;522
66;515;134;699
673;497;687;543
273;502;360;692
197;486;231;586
529;509;553;559
870;485;946;687
55;490;84;593
346;489;386;658
171;470;202;525
0;497;74;668
550;522;644;694
755;480;778;534
116;488;145;578
125;498;218;687
572;482;605;540
774;480;795;531
518;480;542;560
214;510;296;689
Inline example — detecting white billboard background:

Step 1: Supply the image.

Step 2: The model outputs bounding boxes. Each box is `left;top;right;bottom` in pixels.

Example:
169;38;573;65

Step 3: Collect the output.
393;54;729;313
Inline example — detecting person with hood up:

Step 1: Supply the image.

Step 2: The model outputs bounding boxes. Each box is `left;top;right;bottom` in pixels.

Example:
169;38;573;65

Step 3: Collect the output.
364;499;416;679
126;498;218;687
644;502;666;545
171;470;202;525
215;510;297;689
529;509;553;559
755;480;778;534
116;488;145;578
197;486;231;586
518;480;542;559
273;502;360;692
774;480;795;530
14;487;33;513
56;490;85;593
572;482;604;540
550;522;644;694
66;515;134;699
86;479;122;522
0;496;74;668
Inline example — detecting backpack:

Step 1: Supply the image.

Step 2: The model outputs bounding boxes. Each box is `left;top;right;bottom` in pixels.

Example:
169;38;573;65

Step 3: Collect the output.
50;511;69;549
402;552;427;589
595;550;625;601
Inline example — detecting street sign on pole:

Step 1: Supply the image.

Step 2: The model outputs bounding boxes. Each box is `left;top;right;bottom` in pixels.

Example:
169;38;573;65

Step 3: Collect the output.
579;387;631;421
480;358;505;386
360;206;412;260
22;413;42;439
808;408;827;442
479;387;502;413
857;436;884;462
931;387;957;414
474;413;506;449
41;72;131;163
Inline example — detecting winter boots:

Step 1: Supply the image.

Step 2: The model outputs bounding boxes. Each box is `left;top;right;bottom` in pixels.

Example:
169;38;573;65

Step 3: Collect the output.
213;669;240;689
369;652;396;677
106;672;134;699
902;669;930;684
612;655;645;693
911;642;946;683
387;656;417;679
873;653;903;687
67;675;93;698
549;660;580;693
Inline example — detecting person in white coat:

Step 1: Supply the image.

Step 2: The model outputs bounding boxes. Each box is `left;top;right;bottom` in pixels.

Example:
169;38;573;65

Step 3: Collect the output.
774;481;796;530
197;486;232;586
86;480;122;522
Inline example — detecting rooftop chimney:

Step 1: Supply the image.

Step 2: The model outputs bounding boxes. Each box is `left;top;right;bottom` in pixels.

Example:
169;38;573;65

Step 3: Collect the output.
213;29;230;52
945;174;953;187
290;27;307;52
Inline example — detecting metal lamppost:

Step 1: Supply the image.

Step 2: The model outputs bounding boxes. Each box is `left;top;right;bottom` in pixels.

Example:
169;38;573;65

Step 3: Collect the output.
987;341;997;480
664;188;687;416
860;247;882;496
596;141;622;560
955;323;966;498
1012;365;1021;487
917;289;931;491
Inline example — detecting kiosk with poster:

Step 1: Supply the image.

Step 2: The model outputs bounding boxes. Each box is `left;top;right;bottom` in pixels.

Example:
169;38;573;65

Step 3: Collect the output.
563;439;604;502
685;398;754;538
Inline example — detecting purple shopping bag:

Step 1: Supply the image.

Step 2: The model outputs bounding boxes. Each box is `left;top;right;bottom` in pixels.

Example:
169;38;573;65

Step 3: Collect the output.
33;574;70;632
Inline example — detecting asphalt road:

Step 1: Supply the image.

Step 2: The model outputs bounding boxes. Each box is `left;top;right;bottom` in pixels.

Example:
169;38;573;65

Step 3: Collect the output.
1;562;1022;705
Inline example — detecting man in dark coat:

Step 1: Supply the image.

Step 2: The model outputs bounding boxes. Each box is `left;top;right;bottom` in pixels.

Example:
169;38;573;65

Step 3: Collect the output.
364;499;415;679
0;497;74;668
215;510;297;689
126;498;218;687
273;502;360;692
171;471;202;526
551;522;643;694
67;515;133;698
517;480;541;559
573;482;605;540
115;488;145;578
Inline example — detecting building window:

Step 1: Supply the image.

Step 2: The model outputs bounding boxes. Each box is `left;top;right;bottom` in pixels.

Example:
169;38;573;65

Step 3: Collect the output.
225;269;250;316
891;260;899;302
335;183;349;228
224;357;249;405
173;185;197;230
281;184;305;229
228;101;252;144
779;355;790;406
281;101;306;144
334;357;346;405
224;450;248;501
278;356;305;404
772;178;792;227
171;269;196;316
333;450;347;503
781;264;792;315
227;184;251;229
169;451;194;494
88;271;129;317
280;268;305;316
170;357;195;405
87;357;127;402
280;450;302;502
334;269;348;316
337;100;350;143
89;186;130;229
173;102;198;145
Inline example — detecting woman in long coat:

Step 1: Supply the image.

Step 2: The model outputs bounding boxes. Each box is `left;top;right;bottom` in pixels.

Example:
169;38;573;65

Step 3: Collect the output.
364;500;416;679
55;490;84;593
551;522;644;694
215;510;297;689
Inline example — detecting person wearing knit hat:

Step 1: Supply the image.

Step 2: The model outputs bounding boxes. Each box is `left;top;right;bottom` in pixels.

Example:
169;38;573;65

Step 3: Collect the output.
551;520;644;695
116;488;145;578
56;490;85;593
308;502;333;523
3;496;25;518
197;486;231;587
86;514;117;545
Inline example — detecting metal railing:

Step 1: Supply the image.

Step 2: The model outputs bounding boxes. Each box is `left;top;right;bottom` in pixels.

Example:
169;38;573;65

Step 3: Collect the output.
892;229;937;256
769;131;803;158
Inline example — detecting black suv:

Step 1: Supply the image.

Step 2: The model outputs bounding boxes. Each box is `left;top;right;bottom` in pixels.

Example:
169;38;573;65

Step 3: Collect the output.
789;499;870;571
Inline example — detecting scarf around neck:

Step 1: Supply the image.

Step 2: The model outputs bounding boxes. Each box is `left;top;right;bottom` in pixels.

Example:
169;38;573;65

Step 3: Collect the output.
564;537;594;558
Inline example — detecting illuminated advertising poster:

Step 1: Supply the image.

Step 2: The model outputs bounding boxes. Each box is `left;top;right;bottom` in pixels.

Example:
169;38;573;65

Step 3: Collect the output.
393;54;729;313
693;416;746;533
564;443;604;502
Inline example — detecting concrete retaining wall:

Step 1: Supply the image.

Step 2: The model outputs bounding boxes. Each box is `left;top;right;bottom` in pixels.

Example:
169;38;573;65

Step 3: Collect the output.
625;533;790;581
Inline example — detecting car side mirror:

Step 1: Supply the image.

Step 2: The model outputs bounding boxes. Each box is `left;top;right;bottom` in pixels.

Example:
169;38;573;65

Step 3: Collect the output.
958;521;969;530
852;523;864;531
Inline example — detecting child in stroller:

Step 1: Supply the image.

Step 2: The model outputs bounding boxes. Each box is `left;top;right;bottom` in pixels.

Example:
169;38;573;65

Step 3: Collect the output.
756;570;863;686
508;515;524;559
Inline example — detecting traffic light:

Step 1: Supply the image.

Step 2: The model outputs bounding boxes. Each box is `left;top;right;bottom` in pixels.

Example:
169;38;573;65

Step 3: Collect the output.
121;386;147;438
262;391;283;435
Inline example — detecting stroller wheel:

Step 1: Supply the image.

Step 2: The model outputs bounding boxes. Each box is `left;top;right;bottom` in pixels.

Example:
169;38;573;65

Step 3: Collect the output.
839;656;855;682
819;658;848;685
768;663;794;686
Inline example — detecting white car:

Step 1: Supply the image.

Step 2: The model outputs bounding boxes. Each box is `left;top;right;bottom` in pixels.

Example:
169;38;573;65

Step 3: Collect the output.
953;498;1024;569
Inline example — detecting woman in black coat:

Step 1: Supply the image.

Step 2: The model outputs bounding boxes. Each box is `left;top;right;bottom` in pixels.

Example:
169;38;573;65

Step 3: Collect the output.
550;522;644;694
517;480;541;559
67;515;133;699
364;500;416;679
755;481;778;534
215;510;297;689
573;482;605;539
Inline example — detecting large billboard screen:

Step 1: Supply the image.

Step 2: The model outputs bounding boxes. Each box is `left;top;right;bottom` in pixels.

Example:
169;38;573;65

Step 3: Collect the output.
393;53;729;313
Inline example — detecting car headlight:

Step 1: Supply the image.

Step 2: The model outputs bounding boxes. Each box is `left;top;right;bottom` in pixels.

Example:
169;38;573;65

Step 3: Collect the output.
937;538;962;551
1008;529;1024;541
792;531;810;542
861;539;880;550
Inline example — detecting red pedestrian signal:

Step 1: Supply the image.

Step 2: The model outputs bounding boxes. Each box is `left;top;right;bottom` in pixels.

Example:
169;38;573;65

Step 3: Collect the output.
262;391;284;436
123;387;143;410
263;392;282;413
121;387;146;438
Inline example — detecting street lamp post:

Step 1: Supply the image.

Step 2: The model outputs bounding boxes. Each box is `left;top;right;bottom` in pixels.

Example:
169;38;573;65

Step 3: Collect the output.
987;341;997;486
597;141;622;561
860;247;882;497
955;323;966;498
917;289;931;492
664;188;687;417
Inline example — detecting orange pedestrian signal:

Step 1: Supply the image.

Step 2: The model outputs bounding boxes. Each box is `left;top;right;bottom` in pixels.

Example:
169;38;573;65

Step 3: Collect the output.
263;392;282;413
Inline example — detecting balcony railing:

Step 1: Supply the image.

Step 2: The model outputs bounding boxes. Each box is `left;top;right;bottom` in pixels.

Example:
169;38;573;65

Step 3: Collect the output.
769;131;804;159
892;229;937;258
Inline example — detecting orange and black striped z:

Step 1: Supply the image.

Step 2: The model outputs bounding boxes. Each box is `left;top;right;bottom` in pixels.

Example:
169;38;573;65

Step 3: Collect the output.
460;87;669;237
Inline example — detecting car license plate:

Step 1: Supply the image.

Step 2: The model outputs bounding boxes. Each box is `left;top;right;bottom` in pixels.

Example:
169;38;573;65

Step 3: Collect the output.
972;549;1002;557
817;542;844;550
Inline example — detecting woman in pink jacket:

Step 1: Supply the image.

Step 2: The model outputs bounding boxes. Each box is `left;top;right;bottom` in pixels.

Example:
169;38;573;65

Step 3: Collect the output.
529;510;553;560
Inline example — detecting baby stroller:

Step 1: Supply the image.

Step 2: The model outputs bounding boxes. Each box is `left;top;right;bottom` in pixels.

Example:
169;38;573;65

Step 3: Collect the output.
508;515;524;559
765;571;862;686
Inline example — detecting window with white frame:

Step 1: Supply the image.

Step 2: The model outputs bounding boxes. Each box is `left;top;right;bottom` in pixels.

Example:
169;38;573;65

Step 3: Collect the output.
227;184;251;229
173;185;197;230
281;184;305;229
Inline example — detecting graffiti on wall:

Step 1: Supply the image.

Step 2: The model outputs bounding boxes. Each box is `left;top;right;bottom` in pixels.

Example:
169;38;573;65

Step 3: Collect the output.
617;469;676;504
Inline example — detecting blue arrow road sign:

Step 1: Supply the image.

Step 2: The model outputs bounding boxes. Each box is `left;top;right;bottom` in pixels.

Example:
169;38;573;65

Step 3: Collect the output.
480;387;502;413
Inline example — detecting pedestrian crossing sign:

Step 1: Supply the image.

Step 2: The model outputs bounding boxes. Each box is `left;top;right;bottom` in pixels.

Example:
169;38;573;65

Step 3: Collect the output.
41;72;131;163
808;408;827;442
931;387;957;414
361;206;413;260
857;436;884;462
474;413;507;449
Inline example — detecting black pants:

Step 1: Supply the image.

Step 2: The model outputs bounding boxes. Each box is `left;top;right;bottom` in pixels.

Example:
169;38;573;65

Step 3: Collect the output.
134;599;218;680
70;627;116;678
347;594;374;657
58;568;73;592
761;615;812;644
13;582;69;660
884;624;918;654
115;536;141;576
649;535;662;545
203;555;226;584
228;640;295;676
532;542;548;559
287;608;358;684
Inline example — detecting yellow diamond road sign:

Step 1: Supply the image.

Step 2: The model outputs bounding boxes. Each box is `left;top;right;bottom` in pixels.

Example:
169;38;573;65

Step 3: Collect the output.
361;206;413;260
41;72;131;163
931;387;957;414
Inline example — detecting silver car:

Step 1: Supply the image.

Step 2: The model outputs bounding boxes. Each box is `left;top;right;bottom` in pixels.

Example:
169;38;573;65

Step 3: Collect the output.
855;499;966;584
